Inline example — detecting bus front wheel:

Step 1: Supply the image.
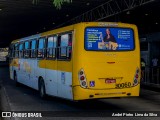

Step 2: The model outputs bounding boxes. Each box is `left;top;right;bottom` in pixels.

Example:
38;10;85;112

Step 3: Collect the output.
39;78;46;99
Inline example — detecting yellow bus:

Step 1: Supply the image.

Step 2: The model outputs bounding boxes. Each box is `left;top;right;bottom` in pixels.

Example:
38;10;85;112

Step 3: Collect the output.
9;22;140;101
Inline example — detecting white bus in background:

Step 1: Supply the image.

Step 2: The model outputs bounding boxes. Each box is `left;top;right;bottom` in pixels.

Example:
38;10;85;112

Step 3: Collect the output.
0;48;8;61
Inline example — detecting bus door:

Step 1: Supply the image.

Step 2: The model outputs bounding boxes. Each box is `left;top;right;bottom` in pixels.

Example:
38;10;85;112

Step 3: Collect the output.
57;33;73;99
45;36;58;96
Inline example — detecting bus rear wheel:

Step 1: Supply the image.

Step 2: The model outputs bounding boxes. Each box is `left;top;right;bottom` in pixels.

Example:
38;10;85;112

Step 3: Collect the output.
39;78;46;99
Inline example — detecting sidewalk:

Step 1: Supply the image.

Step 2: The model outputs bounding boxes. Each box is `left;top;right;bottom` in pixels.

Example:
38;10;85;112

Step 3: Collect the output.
141;83;160;92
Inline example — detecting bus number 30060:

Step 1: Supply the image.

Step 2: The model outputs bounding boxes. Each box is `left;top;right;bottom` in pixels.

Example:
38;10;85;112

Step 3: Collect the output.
115;82;132;89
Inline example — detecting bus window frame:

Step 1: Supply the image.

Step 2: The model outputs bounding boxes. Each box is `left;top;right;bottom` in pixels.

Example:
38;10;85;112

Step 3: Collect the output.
84;27;135;52
24;40;31;58
37;37;46;59
14;43;19;58
19;42;24;58
30;39;37;58
57;31;73;61
46;35;57;60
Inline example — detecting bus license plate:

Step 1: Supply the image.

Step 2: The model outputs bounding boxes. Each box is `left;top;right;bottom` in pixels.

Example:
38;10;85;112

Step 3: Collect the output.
105;79;116;84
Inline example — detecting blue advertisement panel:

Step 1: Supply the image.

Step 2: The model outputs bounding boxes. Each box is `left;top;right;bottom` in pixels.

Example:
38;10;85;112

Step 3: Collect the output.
85;27;134;51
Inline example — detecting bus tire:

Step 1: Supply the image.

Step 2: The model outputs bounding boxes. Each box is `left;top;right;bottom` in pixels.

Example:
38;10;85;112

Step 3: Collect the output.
14;71;20;87
39;78;46;99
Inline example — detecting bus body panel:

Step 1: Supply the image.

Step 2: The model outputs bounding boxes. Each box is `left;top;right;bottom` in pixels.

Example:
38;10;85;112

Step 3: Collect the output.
81;54;140;89
40;25;74;99
44;60;58;96
39;60;73;99
73;85;140;100
57;60;73;99
30;59;39;90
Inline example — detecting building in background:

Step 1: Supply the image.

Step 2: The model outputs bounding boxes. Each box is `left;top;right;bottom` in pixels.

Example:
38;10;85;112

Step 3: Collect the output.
140;32;160;66
140;32;160;86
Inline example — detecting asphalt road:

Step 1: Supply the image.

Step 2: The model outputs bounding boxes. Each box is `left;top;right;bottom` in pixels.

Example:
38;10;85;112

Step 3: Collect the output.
0;66;160;120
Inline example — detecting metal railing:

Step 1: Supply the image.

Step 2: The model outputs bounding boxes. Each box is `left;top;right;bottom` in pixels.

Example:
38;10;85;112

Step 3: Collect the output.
142;66;160;87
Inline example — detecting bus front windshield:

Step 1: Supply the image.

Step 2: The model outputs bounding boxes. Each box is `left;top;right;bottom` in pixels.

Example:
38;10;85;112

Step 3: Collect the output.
85;27;134;51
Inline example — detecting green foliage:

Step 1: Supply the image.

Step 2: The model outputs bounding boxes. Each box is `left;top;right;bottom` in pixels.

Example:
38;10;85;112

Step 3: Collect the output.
32;0;39;5
32;0;72;9
53;0;72;9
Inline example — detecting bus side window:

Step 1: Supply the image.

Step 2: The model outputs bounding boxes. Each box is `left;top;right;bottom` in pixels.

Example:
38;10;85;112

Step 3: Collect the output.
19;43;24;58
31;40;37;58
58;33;72;60
47;36;57;59
37;37;45;58
15;43;19;58
24;41;30;58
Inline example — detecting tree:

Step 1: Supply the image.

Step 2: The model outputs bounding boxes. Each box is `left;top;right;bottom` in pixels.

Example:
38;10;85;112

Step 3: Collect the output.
32;0;72;9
